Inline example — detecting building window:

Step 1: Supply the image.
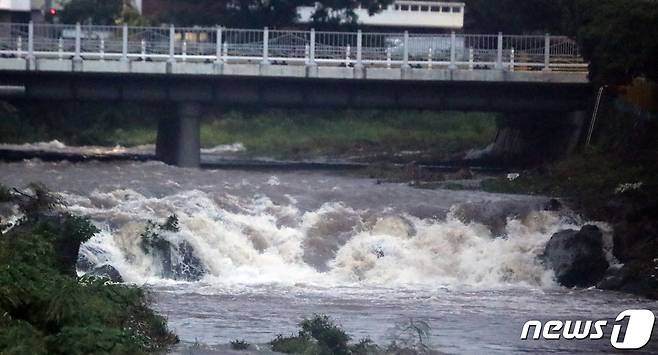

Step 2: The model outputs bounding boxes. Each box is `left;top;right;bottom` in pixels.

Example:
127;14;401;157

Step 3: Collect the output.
410;5;419;11
420;5;429;12
441;6;450;12
400;5;409;11
452;7;462;13
430;6;439;12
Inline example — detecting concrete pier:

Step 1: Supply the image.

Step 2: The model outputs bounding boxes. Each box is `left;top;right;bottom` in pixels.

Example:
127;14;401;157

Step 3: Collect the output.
156;103;201;168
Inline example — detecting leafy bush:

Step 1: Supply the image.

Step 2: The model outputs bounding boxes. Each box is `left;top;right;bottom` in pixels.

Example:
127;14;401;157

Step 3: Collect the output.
271;314;351;354
0;185;178;354
139;214;180;254
230;339;250;350
271;314;387;355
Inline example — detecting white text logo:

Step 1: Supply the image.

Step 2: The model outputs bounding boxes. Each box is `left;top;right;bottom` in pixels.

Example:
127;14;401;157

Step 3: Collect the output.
520;309;655;350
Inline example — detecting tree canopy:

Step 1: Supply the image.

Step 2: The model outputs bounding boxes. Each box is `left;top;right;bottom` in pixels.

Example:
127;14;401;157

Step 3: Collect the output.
463;0;658;84
59;0;124;25
153;0;393;28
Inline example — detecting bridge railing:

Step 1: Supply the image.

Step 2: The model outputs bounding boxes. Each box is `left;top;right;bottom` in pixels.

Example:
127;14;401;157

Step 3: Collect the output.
0;22;588;72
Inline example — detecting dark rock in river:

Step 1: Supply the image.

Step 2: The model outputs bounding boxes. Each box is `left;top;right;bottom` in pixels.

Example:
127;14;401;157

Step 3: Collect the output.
598;260;658;299
145;237;205;281
543;225;609;287
543;198;563;212
87;264;123;283
76;252;96;273
171;241;205;281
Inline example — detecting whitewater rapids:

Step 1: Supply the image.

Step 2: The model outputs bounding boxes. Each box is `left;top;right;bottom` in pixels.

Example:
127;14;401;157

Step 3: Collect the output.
1;159;656;354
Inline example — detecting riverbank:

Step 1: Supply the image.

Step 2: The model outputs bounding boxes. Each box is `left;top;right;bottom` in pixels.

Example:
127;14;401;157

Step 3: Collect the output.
0;102;497;164
479;149;657;299
0;184;178;354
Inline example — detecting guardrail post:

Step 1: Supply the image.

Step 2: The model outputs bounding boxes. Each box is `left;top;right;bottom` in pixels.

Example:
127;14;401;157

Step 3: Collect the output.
100;38;105;61
345;44;351;67
16;36;22;58
182;41;187;62
73;22;82;69
27;21;34;69
543;33;551;71
214;26;223;65
141;39;146;61
449;31;457;70
58;37;63;60
304;44;310;64
355;30;363;70
261;27;270;65
309;28;316;66
468;47;474;70
386;47;391;68
121;24;128;63
495;32;503;70
428;48;433;69
510;48;515;71
223;42;228;62
402;30;410;69
74;22;82;60
168;25;175;65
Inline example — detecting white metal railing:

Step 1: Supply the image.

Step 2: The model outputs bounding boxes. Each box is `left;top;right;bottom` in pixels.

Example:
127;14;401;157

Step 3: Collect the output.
0;22;588;72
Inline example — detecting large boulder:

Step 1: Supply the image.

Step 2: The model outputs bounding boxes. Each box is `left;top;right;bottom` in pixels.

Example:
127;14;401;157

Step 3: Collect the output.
543;225;609;287
87;264;123;283
143;237;205;281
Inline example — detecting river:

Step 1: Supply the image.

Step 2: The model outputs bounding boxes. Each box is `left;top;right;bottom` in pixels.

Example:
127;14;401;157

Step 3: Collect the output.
1;152;656;354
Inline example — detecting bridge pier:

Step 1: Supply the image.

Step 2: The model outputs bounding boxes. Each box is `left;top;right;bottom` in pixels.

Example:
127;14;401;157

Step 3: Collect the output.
155;102;201;168
490;110;587;165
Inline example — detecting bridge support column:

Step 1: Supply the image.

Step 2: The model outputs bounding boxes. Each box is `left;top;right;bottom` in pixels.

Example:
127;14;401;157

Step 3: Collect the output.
156;102;201;168
489;111;588;166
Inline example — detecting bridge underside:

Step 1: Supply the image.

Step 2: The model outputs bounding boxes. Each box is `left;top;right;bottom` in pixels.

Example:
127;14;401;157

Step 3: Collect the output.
0;71;593;167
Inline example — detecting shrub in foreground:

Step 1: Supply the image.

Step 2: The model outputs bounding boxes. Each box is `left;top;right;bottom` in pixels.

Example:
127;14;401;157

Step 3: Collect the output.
0;184;178;354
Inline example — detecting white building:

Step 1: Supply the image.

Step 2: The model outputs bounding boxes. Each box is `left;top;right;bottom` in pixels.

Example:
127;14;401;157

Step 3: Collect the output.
297;1;465;29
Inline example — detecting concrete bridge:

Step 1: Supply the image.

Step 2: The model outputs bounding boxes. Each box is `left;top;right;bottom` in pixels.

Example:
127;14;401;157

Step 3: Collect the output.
0;22;592;167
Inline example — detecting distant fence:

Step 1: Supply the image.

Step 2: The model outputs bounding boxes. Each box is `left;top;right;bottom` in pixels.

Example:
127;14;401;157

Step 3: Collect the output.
0;22;587;72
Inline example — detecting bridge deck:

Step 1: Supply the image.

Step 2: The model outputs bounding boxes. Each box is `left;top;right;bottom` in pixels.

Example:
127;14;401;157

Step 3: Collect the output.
0;23;588;84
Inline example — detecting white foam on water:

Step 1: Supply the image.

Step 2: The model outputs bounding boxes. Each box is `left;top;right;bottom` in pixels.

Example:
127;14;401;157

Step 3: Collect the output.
72;187;587;291
201;143;246;154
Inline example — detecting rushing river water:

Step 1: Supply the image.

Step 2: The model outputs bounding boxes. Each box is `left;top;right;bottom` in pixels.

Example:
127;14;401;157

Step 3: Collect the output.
1;154;657;354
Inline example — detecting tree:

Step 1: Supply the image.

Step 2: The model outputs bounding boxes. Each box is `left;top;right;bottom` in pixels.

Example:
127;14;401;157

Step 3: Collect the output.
153;0;394;28
59;0;124;25
462;0;658;84
462;0;568;34
574;0;658;84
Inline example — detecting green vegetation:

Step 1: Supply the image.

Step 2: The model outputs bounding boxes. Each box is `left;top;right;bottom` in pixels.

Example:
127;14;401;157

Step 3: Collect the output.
230;339;250;351
153;0;394;28
271;315;352;354
0;102;159;147
270;314;431;354
464;0;658;85
200;110;496;161
480;97;657;219
481;148;654;210
57;0;149;26
0;103;497;162
0;184;178;354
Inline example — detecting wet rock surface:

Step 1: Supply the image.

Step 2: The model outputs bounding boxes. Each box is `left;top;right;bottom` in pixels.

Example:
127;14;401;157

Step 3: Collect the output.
88;264;124;283
543;225;609;287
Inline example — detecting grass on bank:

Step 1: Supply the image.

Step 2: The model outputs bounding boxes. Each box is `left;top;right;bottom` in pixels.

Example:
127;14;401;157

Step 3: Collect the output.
199;110;497;161
1;102;497;161
480;147;658;217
